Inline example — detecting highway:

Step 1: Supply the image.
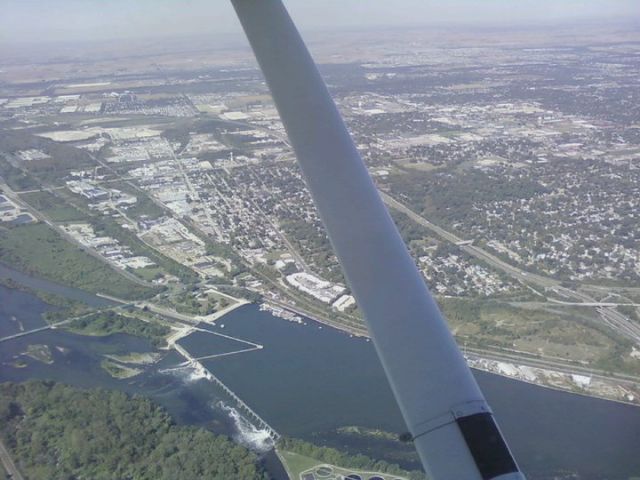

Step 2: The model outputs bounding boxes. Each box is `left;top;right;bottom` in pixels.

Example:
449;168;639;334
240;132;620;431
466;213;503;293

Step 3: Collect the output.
381;191;558;288
598;306;640;343
380;190;640;345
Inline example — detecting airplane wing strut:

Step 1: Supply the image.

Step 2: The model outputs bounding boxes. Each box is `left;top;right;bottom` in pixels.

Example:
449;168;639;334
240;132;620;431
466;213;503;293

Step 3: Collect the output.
231;1;526;478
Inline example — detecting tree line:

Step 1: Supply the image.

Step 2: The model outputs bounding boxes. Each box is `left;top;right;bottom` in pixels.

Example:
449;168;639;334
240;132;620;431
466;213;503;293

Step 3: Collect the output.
0;381;268;480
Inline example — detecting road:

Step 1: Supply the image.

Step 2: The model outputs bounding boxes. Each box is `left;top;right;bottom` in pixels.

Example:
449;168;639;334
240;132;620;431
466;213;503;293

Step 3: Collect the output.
263;296;369;337
0;437;25;480
264;289;640;404
0;324;56;343
169;138;220;239
95;291;248;327
597;306;640;343
465;345;640;386
380;190;640;345
0;305;132;344
547;300;640;307
242;166;312;273
380;191;558;288
0;181;153;289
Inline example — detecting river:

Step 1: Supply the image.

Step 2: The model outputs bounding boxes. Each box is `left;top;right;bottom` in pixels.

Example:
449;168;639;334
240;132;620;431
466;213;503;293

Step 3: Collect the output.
1;265;639;479
0;263;115;308
183;306;640;480
0;269;288;479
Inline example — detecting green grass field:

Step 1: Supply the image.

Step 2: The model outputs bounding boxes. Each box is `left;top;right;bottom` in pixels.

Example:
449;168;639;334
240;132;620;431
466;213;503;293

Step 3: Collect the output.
133;265;165;282
278;451;409;480
20;190;87;223
440;297;640;375
0;223;155;299
279;451;323;479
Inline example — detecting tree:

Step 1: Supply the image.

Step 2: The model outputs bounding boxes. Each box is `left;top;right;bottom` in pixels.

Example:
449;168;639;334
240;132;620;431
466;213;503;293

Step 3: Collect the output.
0;381;268;480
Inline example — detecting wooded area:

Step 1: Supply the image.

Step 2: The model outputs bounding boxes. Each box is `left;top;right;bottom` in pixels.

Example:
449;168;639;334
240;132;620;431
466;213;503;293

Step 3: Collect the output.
0;381;268;480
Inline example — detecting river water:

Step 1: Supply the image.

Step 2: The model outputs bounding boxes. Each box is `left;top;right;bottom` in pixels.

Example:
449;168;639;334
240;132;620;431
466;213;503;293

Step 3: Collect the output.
186;306;640;480
1;266;639;479
0;273;288;478
0;263;115;308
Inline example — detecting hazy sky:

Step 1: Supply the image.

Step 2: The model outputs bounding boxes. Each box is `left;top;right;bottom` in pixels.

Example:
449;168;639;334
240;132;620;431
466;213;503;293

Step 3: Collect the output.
2;0;639;45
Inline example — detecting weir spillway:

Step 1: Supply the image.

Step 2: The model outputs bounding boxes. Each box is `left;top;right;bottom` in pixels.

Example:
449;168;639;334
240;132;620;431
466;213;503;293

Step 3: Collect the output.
170;341;280;442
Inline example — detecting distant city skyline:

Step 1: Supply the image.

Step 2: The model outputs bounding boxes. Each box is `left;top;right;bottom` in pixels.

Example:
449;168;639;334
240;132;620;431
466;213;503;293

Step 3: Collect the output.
1;0;639;45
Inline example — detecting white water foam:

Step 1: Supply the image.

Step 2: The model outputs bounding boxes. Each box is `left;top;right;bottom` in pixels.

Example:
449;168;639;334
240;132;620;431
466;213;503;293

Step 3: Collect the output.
218;402;275;453
161;364;275;453
162;363;210;384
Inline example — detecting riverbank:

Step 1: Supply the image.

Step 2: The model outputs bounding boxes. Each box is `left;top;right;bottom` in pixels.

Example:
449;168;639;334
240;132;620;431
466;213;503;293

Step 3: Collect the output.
260;299;640;407
175;303;640;479
3;254;640;408
3;282;640;478
0;263;115;308
467;353;640;407
0;282;288;478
